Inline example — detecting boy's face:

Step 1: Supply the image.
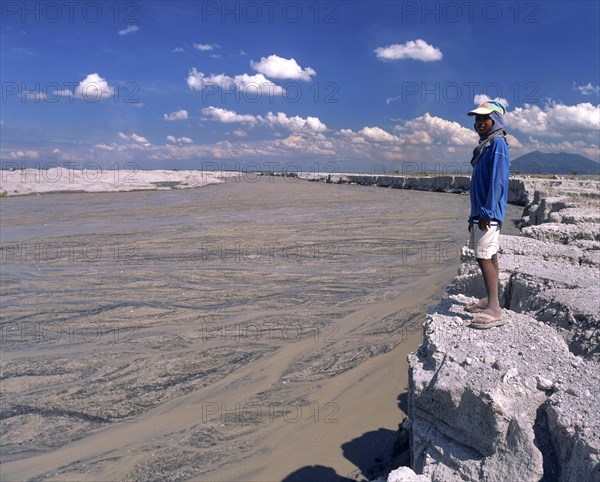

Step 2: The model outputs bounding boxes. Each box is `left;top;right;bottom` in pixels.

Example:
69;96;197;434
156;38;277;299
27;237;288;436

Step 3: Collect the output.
475;115;494;136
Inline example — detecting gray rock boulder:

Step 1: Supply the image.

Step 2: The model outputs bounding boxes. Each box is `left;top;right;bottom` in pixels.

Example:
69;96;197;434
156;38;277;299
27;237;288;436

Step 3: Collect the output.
385;466;431;482
522;222;600;244
408;297;600;482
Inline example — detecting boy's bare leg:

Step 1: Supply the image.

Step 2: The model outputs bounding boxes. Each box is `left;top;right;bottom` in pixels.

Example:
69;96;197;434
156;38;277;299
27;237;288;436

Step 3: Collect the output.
491;253;499;277
474;253;499;308
476;255;502;318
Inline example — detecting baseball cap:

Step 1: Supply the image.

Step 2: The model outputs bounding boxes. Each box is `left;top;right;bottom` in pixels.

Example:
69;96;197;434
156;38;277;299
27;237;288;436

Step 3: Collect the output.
468;100;506;116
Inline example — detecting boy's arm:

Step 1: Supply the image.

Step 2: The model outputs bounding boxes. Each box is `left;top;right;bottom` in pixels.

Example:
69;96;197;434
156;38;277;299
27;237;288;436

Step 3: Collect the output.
480;139;510;222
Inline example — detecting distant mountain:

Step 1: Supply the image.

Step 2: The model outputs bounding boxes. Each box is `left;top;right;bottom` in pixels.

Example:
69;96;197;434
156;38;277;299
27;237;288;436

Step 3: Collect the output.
511;151;600;175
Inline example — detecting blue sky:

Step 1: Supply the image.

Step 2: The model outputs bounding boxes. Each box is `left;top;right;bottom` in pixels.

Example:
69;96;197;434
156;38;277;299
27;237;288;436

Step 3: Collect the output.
1;0;599;173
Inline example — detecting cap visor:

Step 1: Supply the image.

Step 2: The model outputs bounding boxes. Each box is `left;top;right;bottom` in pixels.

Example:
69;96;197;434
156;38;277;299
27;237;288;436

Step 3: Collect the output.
468;107;493;116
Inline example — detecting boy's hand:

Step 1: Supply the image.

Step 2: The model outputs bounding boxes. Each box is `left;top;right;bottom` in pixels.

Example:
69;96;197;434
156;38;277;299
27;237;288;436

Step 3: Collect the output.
478;219;491;231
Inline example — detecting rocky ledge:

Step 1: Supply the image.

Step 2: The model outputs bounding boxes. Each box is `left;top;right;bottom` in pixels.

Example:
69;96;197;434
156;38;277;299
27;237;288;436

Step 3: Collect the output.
405;297;599;481
286;172;600;208
372;175;600;482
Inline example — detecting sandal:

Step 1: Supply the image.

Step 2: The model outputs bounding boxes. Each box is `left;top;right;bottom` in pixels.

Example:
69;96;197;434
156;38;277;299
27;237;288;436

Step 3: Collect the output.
465;301;485;313
468;313;506;330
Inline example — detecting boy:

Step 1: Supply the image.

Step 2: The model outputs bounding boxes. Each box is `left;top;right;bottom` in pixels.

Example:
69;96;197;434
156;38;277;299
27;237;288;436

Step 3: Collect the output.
465;100;510;329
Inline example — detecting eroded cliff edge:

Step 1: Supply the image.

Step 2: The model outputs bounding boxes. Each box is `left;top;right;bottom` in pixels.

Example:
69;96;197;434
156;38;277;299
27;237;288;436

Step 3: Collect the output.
383;176;599;482
287;173;599;482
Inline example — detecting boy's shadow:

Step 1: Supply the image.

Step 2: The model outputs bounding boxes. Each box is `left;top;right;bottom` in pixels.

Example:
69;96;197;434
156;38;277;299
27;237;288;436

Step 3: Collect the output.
282;397;409;482
280;465;354;482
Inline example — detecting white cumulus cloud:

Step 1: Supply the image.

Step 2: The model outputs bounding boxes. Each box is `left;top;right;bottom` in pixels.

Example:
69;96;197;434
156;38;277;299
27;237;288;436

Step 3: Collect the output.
131;133;150;144
574;82;600;96
193;43;218;51
264;112;327;133
5;150;40;160
201;106;259;125
118;132;151;146
54;88;74;98
200;107;327;134
473;94;509;107
166;135;193;144
506;101;600;137
22;91;47;101
163;109;189;121
94;144;115;151
74;73;115;101
358;126;397;142
250;55;316;81
375;39;443;62
397;113;476;146
187;68;285;96
119;25;139;36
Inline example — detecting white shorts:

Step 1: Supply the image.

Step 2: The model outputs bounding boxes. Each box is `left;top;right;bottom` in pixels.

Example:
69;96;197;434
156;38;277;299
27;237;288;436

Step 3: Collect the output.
469;221;501;259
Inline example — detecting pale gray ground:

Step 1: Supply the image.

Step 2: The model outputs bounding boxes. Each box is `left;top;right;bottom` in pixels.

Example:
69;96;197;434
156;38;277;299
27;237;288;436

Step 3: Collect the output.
0;177;522;481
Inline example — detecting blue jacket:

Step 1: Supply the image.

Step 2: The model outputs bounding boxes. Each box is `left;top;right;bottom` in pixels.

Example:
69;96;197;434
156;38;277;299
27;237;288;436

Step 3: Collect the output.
469;136;510;224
